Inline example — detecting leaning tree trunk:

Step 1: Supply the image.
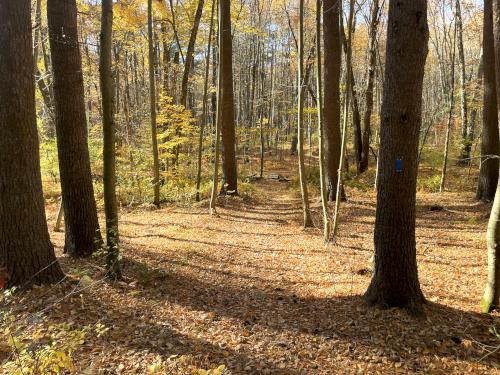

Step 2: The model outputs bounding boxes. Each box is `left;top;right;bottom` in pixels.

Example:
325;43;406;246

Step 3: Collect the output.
365;0;429;314
477;0;499;202
180;0;205;108
100;0;121;279
481;0;500;313
323;0;342;201
219;0;238;195
0;0;64;287
47;0;102;257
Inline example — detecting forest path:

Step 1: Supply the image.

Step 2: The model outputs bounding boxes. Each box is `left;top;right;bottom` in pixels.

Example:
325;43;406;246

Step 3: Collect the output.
41;159;500;373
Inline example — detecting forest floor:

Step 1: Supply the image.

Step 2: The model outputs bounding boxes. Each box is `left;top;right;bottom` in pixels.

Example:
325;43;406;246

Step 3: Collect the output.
4;156;500;374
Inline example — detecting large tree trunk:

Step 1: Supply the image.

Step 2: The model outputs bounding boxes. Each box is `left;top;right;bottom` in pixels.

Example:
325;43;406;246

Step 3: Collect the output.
0;0;64;287
100;0;121;279
180;0;205;108
481;0;500;313
359;0;380;173
219;0;237;195
323;0;342;201
47;0;102;257
365;0;428;314
477;0;499;202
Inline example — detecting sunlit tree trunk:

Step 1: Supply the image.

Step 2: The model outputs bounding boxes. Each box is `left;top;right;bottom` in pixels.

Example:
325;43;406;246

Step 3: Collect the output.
365;0;429;314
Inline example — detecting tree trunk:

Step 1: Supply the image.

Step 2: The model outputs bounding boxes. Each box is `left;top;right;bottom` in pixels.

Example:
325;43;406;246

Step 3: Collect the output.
316;0;330;241
297;0;313;228
365;0;428;314
477;0;499;202
47;0;102;257
0;0;64;287
481;0;500;313
359;0;380;173
196;0;216;202
219;0;238;195
323;0;342;201
456;0;471;165
180;0;205;108
100;0;121;279
148;0;161;206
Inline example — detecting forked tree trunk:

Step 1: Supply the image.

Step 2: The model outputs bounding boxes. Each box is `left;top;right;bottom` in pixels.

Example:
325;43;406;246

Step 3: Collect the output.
477;0;499;202
100;0;121;279
365;0;429;314
323;0;342;201
47;0;102;257
219;0;238;195
196;0;216;202
0;0;64;287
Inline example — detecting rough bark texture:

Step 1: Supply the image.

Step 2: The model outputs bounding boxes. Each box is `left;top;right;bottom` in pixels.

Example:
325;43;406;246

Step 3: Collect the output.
477;0;499;202
0;0;64;286
365;0;428;314
100;0;121;278
219;0;238;195
47;0;102;257
323;0;342;201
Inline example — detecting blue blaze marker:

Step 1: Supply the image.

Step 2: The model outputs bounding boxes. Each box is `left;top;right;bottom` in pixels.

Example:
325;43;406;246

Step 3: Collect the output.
396;158;403;173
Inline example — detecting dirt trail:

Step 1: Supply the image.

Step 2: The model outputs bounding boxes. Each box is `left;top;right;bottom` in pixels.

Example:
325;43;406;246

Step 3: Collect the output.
28;162;500;373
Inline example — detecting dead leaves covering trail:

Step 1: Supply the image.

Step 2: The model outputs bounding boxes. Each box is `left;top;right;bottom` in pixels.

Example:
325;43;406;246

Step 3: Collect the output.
3;159;500;374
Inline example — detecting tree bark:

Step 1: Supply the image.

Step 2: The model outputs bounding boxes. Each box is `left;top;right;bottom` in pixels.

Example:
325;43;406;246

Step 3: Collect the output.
148;0;161;206
180;0;205;108
365;0;429;314
297;0;313;228
359;0;380;173
100;0;121;279
47;0;102;257
323;0;342;201
219;0;238;195
477;0;499;202
481;0;500;312
0;0;64;287
456;0;471;165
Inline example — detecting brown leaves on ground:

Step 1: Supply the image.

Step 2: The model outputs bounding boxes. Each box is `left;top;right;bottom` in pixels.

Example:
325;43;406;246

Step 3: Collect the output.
7;158;500;374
